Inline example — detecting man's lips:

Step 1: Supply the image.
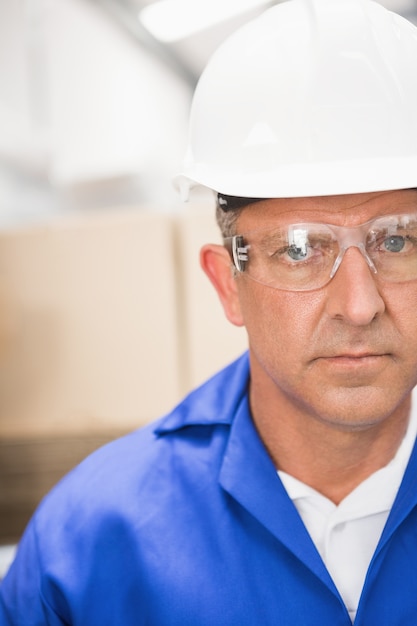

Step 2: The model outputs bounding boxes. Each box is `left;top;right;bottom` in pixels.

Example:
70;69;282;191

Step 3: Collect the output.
325;353;386;359
315;352;391;370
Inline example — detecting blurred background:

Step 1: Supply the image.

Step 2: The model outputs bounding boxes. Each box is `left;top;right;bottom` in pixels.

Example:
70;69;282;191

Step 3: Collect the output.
0;0;416;569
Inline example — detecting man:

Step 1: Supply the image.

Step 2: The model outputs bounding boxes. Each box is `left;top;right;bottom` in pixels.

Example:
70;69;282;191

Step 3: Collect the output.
2;0;417;623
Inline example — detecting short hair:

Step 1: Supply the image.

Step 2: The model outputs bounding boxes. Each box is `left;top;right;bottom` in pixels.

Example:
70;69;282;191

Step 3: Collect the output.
215;194;262;239
215;202;242;240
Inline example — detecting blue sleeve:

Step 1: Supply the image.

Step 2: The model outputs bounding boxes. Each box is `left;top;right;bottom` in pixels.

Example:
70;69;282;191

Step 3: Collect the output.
0;521;67;626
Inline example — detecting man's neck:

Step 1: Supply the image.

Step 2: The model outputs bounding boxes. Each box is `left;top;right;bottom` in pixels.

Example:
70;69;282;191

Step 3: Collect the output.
249;378;411;506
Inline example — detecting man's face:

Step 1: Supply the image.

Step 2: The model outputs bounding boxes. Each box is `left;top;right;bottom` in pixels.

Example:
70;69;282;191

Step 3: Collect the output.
211;189;417;431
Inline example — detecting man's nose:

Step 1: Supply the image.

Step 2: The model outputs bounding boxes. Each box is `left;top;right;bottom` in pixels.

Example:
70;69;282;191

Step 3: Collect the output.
325;246;385;325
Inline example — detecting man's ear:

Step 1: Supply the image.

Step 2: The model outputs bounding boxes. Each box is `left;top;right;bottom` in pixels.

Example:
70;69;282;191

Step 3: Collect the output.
200;244;244;327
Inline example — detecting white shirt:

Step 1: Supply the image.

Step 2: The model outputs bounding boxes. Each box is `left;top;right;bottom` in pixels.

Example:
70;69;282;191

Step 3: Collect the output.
278;396;417;623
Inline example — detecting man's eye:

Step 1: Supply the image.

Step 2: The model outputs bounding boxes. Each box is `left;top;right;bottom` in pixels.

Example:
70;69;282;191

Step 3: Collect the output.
383;235;406;253
287;244;309;261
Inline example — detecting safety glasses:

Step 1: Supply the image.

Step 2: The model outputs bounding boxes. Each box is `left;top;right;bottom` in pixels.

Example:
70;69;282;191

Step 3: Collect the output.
226;213;417;292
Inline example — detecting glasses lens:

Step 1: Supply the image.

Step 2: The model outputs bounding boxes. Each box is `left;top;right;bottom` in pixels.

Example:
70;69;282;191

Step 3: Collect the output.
367;214;417;282
241;224;339;291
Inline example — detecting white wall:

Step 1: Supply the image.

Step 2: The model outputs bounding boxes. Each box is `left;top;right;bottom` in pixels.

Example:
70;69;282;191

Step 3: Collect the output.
44;0;191;190
0;0;192;223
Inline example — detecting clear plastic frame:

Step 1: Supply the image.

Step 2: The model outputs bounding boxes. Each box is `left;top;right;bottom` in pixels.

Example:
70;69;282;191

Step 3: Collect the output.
226;213;417;292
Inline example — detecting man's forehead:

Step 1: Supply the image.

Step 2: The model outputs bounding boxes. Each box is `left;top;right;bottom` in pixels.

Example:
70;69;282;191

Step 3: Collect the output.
235;189;417;228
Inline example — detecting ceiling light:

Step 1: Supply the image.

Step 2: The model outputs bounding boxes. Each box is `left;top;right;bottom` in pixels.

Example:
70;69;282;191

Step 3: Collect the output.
139;0;270;43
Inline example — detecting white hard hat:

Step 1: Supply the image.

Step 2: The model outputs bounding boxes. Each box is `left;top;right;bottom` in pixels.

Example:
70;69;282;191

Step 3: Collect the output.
176;0;417;200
